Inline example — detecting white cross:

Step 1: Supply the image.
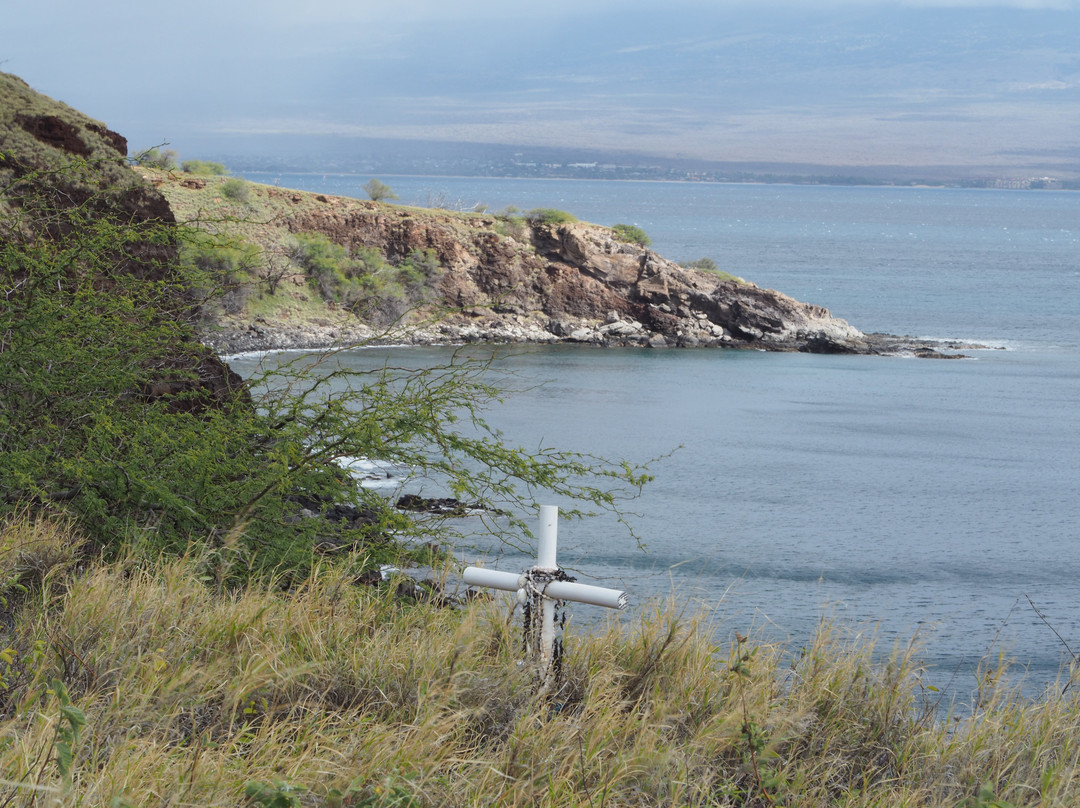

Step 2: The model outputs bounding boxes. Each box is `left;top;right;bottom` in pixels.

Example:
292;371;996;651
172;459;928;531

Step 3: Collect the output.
463;505;628;690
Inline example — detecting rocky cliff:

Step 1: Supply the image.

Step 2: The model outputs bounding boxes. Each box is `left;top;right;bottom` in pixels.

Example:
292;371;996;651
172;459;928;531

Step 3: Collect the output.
3;71;967;362
285;203;867;351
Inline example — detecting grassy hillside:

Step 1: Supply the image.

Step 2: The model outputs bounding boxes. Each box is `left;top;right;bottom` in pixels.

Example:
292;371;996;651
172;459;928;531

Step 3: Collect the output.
4;510;1080;807
141;167;378;336
0;72;130;190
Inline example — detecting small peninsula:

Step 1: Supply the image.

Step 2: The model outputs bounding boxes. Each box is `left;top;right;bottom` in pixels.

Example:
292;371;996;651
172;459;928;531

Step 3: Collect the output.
142;167;969;359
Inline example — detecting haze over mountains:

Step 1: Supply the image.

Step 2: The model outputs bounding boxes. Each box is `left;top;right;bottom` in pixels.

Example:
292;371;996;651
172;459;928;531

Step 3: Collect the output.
6;1;1079;181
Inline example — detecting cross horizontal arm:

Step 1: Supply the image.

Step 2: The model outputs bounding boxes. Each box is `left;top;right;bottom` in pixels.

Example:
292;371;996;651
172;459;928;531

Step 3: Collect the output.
462;566;519;591
463;566;628;610
544;579;628;610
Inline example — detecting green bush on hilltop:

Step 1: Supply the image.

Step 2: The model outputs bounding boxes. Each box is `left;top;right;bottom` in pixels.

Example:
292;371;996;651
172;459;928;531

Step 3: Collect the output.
363;177;398;202
492;205;528;240
682;256;745;284
612;222;651;245
133;147;178;169
181;159;229;176
220;177;251;203
134;151;228;176
525;207;578;225
683;256;719;272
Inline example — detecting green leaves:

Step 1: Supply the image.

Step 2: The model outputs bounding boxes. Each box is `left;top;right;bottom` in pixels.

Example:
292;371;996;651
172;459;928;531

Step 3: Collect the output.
362;178;398;203
292;233;442;323
525;208;577;225
611;223;651;246
180;159;228;176
46;679;86;789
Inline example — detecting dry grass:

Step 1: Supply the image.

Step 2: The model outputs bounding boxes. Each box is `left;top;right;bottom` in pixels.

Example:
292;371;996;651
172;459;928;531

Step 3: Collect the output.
3;511;1080;807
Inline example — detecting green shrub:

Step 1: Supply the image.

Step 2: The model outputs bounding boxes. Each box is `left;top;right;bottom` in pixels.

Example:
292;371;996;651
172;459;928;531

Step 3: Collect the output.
682;256;745;283
363;178;398;202
294;233;363;307
682;257;718;272
181;159;228;176
220;177;251;203
525;208;578;226
182;234;263;315
399;248;441;282
133;147;178;170
293;235;443;324
612;223;651;246
359;248;444;323
0;204;299;572
492;207;527;241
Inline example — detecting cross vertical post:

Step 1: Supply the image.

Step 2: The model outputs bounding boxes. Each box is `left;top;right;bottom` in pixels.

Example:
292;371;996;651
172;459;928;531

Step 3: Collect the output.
536;504;559;681
463;505;629;693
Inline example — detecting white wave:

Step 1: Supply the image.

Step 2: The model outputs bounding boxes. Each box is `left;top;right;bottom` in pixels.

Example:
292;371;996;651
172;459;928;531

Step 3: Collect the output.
221;347;315;362
337;455;408;489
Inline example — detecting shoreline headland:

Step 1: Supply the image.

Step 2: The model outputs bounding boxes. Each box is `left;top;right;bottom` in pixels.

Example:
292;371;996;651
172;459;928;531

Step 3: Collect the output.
139;169;979;360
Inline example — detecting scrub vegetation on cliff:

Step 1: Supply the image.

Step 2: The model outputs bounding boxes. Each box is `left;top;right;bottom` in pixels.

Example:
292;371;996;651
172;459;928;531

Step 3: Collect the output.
138;166;471;343
141;161;887;356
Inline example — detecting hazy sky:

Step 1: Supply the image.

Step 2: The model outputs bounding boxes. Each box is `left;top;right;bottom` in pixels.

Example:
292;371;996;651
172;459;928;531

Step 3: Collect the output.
4;0;1079;172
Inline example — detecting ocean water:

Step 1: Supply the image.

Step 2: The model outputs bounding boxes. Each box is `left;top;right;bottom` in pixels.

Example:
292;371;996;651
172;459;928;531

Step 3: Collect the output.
234;175;1080;696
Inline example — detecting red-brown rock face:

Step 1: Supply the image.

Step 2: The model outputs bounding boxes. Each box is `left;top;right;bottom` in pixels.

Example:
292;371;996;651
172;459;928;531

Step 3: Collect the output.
286;205;868;352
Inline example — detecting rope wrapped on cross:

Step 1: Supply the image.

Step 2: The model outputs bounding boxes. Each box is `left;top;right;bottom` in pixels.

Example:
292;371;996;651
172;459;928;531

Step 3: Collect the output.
463;505;629;693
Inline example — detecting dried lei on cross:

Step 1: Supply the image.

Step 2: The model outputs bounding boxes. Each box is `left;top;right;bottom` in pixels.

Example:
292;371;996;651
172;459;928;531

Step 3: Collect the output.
520;568;577;687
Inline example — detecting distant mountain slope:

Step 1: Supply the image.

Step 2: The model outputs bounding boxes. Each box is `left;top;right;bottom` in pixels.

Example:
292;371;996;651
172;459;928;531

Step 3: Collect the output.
118;6;1080;180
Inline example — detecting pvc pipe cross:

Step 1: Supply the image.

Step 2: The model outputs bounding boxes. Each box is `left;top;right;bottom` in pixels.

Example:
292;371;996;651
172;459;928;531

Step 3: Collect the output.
463;505;628;689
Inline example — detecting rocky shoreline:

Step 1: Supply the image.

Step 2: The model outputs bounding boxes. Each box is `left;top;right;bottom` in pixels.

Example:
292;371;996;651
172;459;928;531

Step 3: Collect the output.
204;314;982;360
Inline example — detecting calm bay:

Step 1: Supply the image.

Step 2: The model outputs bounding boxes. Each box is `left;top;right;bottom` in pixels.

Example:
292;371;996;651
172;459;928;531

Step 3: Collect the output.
234;174;1080;695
